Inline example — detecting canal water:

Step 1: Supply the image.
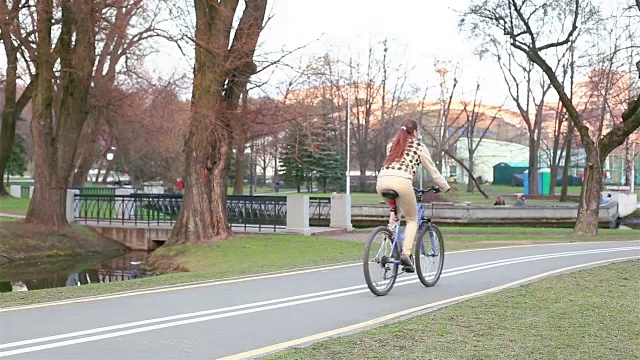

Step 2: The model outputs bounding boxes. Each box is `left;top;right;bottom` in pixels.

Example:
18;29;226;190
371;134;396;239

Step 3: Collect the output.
0;251;158;293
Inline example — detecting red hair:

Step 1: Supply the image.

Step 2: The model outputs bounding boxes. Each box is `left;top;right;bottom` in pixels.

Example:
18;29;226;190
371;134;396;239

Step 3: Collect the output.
384;119;418;166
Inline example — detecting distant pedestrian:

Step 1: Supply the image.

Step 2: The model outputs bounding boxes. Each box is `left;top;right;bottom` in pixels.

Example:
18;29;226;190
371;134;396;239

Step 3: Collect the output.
494;195;506;206
514;194;526;207
176;178;184;193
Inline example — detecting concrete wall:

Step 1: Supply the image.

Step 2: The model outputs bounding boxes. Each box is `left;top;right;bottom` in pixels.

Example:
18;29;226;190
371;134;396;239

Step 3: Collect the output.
604;192;637;217
89;225;170;251
351;201;619;224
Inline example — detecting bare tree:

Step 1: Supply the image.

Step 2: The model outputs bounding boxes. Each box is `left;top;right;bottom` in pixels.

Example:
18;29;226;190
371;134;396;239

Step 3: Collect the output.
166;0;268;244
0;0;33;196
25;0;99;230
463;0;640;235
494;43;558;196
70;0;170;186
459;82;502;193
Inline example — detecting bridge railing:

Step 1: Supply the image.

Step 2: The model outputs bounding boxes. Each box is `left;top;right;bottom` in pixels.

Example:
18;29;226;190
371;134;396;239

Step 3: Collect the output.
73;193;182;226
73;193;332;231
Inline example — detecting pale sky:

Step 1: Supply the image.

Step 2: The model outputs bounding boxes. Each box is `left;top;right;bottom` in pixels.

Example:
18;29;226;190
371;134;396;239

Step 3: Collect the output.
1;0;630;112
148;0;516;107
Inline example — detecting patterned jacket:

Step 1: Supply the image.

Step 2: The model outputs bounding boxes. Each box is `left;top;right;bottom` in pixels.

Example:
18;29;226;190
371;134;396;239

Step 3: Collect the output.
378;138;451;192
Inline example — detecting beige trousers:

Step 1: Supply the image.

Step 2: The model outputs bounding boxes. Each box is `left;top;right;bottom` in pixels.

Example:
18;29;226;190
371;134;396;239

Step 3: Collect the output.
376;175;417;256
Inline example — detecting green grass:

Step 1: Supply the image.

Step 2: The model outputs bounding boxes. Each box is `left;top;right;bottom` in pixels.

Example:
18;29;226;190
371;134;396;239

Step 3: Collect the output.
0;196;30;214
151;234;365;273
269;260;640;360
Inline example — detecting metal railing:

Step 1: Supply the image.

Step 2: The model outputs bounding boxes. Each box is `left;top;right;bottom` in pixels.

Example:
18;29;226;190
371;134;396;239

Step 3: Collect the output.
74;193;182;226
69;186;117;196
309;196;331;226
73;193;332;231
227;196;287;232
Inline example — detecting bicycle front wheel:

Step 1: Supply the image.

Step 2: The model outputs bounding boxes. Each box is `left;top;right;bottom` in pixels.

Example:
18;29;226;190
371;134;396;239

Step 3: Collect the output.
363;226;399;296
415;223;445;287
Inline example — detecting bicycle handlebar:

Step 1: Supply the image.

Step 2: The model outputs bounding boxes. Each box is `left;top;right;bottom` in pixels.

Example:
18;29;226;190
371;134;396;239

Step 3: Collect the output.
413;186;441;194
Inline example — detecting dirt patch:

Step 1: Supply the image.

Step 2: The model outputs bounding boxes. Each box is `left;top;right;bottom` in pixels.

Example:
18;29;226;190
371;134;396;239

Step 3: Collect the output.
0;221;128;262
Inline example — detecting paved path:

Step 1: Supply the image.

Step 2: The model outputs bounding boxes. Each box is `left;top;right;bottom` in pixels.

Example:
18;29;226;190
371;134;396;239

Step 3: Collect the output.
0;241;638;359
0;213;25;219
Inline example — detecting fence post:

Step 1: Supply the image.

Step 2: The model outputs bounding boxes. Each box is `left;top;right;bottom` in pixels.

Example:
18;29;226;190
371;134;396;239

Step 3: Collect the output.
115;188;135;221
286;195;311;235
66;189;80;224
9;185;21;198
29;186;34;199
330;193;353;231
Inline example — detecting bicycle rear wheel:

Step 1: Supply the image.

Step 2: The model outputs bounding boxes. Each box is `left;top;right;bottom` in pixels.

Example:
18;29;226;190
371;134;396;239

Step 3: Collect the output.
363;226;399;296
415;223;445;287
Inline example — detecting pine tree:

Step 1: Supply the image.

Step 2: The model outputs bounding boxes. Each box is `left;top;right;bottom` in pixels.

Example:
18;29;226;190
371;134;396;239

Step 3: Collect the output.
279;122;311;192
308;116;345;192
6;134;28;177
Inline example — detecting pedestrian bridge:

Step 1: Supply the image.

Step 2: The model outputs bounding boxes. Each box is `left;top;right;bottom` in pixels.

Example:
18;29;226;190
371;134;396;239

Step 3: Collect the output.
65;190;351;250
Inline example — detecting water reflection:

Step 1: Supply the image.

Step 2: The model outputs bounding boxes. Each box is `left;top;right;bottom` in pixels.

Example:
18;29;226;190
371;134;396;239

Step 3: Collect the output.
0;251;157;293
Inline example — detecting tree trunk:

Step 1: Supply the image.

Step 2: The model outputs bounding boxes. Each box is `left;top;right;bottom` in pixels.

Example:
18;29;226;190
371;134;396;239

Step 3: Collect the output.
0;109;17;196
168;0;267;244
574;151;603;235
232;141;246;195
528;134;539;196
624;138;632;186
71;154;93;187
70;117;101;186
0;50;32;196
549;164;558;195
466;156;475;192
560;122;574;202
26;0;96;230
168;133;233;244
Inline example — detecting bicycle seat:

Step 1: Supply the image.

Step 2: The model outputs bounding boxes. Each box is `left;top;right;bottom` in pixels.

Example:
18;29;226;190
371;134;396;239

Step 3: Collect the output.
381;189;399;200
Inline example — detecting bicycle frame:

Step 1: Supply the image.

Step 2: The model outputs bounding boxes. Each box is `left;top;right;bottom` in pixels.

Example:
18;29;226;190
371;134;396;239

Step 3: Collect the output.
377;188;439;266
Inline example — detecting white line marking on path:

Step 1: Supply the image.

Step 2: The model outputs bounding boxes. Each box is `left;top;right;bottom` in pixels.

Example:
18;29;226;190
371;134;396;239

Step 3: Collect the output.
217;256;640;360
1;247;638;357
3;240;637;313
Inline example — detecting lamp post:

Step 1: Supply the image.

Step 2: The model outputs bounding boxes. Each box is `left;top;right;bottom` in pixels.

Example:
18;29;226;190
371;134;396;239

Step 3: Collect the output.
105;148;115;183
346;84;351;194
249;141;254;196
105;146;120;182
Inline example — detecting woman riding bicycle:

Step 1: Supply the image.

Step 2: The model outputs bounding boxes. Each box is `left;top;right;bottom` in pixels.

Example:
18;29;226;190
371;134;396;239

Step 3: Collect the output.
376;119;450;272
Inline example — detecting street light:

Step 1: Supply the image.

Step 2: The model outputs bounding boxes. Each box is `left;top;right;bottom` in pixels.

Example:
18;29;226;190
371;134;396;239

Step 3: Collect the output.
105;147;117;184
346;84;351;194
249;141;254;196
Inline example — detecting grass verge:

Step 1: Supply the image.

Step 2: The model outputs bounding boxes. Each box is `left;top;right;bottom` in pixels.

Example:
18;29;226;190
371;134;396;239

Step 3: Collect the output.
149;234;365;274
268;260;640;360
0;196;29;214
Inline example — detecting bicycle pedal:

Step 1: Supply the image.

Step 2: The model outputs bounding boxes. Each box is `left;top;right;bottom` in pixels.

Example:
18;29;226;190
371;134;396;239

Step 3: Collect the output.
402;266;415;273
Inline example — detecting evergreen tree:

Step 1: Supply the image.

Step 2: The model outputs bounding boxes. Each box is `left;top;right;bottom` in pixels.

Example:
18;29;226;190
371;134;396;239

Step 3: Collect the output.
6;133;27;178
279;121;311;192
308;116;345;192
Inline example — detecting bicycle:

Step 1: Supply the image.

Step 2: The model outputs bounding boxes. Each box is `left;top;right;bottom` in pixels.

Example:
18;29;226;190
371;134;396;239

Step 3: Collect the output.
363;186;445;296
